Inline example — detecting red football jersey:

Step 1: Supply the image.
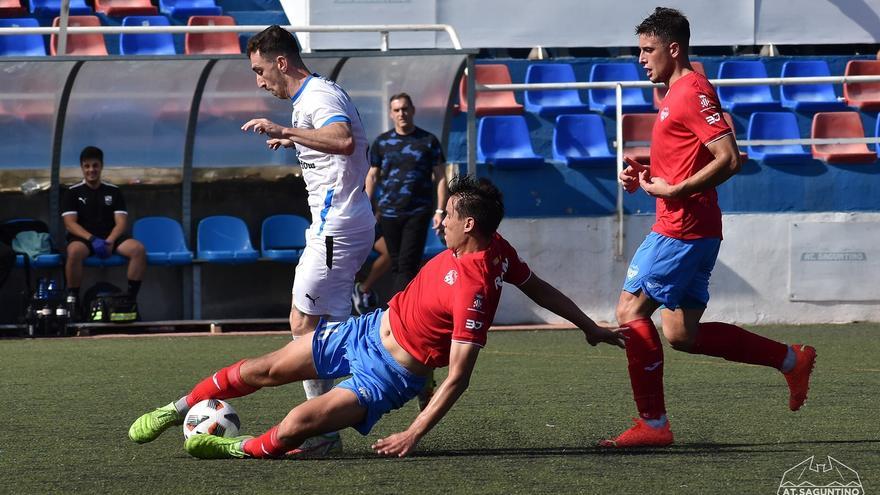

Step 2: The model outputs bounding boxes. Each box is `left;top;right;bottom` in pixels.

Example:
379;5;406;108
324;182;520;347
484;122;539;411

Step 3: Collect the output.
650;71;731;239
388;233;531;368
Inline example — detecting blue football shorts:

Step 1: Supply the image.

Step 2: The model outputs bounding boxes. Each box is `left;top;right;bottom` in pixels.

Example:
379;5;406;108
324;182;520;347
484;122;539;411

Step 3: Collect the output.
622;231;721;310
311;309;427;435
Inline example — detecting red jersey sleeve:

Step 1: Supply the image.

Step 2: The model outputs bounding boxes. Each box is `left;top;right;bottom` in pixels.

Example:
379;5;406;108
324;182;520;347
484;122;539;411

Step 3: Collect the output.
681;77;731;145
495;235;531;286
450;276;492;348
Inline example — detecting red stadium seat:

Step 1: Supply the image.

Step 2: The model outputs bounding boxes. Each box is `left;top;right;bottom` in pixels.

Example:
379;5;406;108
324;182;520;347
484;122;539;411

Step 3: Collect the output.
811;112;876;164
94;0;157;17
185;15;241;55
50;15;108;55
0;0;27;17
457;64;523;117
843;60;880;111
654;61;705;108
622;113;655;165
722;112;748;161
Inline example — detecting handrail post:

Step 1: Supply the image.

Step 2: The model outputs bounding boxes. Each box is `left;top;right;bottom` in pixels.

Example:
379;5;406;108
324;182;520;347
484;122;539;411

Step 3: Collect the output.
615;83;624;260
466;55;477;177
380;31;389;51
57;0;70;56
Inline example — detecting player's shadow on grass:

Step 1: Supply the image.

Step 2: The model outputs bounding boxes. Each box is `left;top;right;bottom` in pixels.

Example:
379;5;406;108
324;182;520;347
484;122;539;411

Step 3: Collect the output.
320;439;880;461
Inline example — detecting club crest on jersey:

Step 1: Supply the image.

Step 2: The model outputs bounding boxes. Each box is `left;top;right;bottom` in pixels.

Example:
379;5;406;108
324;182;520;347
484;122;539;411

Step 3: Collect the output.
699;93;710;109
444;269;458;285
104;195;112;205
660;107;670;121
472;294;484;310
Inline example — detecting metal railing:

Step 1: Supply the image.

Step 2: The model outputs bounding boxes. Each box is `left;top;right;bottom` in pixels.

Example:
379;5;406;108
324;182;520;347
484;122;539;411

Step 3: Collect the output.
0;23;463;53
471;74;880;257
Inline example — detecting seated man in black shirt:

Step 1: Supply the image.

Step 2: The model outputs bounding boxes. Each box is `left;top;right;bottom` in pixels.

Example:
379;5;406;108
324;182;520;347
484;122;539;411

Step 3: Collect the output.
61;146;146;311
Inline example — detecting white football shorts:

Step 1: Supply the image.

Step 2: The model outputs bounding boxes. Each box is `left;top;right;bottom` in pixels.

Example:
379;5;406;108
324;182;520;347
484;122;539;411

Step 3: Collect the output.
292;226;373;319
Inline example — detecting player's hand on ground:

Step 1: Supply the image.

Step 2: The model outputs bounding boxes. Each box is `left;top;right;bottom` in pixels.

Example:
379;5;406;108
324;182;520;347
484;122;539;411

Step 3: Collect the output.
266;138;295;150
241;118;285;139
584;324;628;349
372;430;420;458
638;171;676;198
619;156;648;193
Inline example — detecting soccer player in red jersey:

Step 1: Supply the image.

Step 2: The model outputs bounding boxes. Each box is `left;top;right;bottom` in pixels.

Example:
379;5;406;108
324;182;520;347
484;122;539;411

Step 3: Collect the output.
128;175;626;459
601;7;817;448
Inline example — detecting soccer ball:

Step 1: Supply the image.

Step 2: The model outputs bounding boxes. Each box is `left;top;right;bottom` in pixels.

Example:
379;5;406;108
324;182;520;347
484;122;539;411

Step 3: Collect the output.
183;399;241;440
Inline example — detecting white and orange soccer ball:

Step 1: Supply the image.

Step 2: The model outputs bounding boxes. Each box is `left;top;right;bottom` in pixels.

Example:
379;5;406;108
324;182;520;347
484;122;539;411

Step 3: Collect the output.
182;399;241;440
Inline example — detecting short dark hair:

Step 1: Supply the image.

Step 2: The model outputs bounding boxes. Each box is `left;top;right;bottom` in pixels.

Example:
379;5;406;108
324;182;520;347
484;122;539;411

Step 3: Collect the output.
389;92;414;108
635;7;690;48
247;25;301;61
448;175;504;237
80;145;103;164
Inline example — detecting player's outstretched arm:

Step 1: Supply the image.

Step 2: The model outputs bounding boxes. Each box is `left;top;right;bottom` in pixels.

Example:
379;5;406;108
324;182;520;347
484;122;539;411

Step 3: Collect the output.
517;273;626;349
242;119;355;155
371;342;480;458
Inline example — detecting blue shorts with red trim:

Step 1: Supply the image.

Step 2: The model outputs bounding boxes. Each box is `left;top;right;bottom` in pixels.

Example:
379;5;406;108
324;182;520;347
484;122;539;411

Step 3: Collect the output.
622;231;721;310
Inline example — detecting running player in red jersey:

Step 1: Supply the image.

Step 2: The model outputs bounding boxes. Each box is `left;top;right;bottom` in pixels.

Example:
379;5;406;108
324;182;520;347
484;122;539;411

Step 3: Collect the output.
602;7;816;448
128;175;626;459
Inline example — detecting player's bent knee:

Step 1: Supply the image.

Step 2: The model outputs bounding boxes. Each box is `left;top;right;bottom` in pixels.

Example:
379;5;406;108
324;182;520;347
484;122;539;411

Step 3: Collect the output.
665;331;694;352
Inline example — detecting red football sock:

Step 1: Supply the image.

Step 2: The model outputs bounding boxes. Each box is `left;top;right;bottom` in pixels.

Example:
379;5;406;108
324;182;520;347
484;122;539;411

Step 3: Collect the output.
692;322;787;369
622;318;666;420
242;425;289;459
185;360;260;408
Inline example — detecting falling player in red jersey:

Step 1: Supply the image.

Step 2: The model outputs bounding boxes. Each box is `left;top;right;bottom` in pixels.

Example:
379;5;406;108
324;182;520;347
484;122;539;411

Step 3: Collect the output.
603;7;816;448
128;175;626;459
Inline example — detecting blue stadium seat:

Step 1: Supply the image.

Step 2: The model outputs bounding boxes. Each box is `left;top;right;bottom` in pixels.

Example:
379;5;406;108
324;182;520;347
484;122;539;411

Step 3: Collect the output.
159;0;221;19
260;214;309;263
552;114;614;168
29;0;91;17
197;215;258;263
876;117;880;159
524;63;589;117
588;63;653;115
423;226;446;260
747;112;811;164
780;61;846;112
119;15;176;55
717;60;781;113
477;115;544;169
133;216;193;265
0;18;47;57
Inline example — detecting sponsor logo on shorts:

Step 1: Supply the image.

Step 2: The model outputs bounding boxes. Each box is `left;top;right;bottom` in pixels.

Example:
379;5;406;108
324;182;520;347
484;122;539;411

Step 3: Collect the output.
357;386;371;401
305;293;320;306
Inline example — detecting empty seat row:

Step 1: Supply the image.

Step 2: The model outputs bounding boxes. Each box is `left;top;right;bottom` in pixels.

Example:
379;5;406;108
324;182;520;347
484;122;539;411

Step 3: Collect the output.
0;0;219;18
4;214;447;268
457;60;880;118
0;15;240;56
477;111;878;169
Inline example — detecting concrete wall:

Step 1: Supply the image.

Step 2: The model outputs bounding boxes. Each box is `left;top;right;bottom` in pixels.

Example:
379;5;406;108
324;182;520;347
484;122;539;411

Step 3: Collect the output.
494;212;880;326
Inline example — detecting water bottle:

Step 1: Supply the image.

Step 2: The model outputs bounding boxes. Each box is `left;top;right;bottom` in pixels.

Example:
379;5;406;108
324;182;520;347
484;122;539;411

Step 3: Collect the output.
35;278;51;319
35;278;48;301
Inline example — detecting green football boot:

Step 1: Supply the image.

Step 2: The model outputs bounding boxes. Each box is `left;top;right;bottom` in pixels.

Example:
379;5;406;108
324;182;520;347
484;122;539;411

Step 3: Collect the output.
184;434;252;459
128;403;184;444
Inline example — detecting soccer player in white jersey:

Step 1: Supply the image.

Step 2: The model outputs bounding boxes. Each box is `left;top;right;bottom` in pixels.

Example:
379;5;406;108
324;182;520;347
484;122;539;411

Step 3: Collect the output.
239;25;375;455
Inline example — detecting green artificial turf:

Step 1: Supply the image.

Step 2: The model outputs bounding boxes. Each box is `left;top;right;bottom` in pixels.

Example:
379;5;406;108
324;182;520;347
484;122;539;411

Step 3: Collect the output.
1;324;876;494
